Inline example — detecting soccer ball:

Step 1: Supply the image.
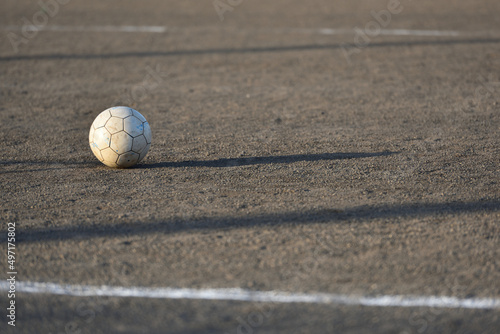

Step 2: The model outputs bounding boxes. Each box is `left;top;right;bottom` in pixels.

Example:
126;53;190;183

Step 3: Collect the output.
89;106;152;168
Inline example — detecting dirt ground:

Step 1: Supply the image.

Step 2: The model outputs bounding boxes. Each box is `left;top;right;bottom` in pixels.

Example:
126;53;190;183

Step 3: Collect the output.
0;0;499;333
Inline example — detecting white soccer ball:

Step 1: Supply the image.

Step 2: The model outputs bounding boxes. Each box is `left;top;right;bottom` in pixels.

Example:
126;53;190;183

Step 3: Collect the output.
89;106;152;168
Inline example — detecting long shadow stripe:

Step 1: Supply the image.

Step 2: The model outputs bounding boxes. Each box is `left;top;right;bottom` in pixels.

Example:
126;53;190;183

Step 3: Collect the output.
1;38;500;61
2;200;499;243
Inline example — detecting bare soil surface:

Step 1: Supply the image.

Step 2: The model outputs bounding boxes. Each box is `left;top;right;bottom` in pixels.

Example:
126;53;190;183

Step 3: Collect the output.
1;0;499;333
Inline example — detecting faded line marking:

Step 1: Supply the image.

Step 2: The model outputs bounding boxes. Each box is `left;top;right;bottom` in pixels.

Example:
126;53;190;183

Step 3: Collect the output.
317;28;460;37
3;25;167;33
0;26;483;37
1;281;499;310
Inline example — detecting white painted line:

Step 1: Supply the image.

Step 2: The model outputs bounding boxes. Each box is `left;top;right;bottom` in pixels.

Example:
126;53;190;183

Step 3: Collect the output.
1;281;500;310
3;25;167;33
317;28;461;37
2;25;498;38
0;26;477;37
380;29;460;36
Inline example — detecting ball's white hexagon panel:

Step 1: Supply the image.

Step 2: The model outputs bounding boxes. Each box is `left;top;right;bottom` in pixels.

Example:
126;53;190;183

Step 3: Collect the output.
110;131;133;154
139;143;151;162
105;117;124;134
90;143;103;161
100;147;119;167
92;109;111;129
132;135;147;153
143;122;152;144
89;126;95;143
132;109;147;123
117;151;140;168
109;106;132;118
124;116;144;137
92;127;111;150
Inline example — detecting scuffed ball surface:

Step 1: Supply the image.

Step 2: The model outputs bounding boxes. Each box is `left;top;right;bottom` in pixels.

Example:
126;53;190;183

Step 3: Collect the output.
89;106;151;168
